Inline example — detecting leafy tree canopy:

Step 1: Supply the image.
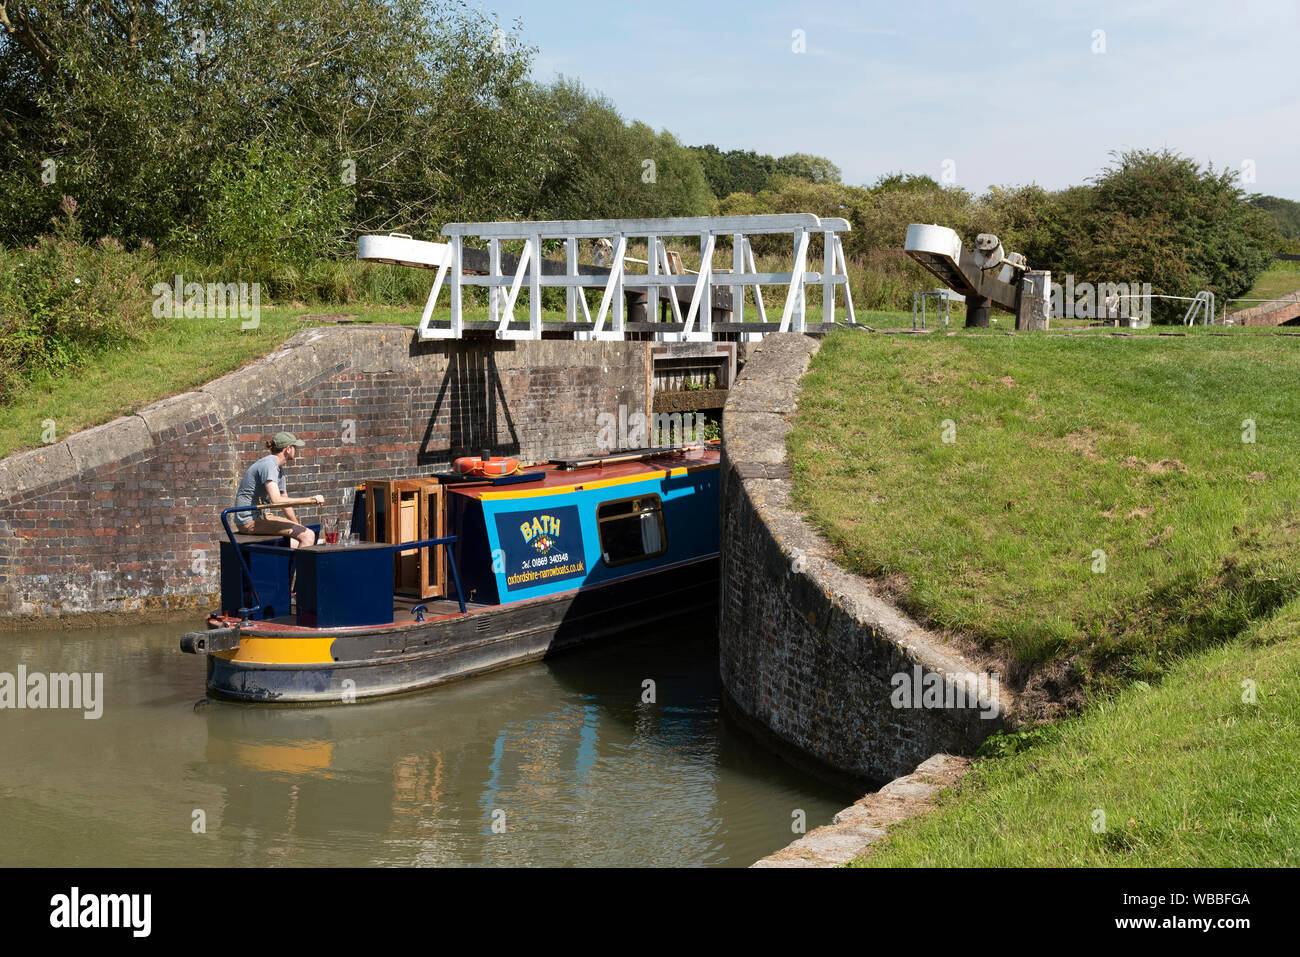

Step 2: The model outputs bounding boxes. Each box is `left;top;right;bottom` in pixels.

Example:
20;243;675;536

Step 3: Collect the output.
1250;194;1300;241
689;143;840;198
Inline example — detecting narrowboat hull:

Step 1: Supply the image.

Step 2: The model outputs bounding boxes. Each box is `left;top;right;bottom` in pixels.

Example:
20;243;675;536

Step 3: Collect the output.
205;555;718;704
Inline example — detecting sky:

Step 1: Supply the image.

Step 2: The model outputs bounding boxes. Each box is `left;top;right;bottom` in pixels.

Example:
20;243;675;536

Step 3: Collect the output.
477;0;1300;201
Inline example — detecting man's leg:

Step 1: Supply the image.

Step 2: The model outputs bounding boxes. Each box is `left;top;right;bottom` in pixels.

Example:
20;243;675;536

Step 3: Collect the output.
244;515;311;546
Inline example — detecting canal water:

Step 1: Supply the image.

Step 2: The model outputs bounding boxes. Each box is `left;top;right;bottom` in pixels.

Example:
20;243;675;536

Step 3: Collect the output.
0;617;853;867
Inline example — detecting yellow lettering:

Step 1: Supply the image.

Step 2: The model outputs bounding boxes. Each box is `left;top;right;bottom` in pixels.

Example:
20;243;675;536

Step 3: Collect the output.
520;521;533;543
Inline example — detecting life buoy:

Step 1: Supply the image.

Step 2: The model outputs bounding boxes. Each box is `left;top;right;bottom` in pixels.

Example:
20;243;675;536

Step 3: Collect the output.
453;455;520;477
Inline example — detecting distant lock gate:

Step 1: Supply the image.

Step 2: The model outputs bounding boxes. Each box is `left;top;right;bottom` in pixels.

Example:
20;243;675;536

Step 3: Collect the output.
357;214;855;342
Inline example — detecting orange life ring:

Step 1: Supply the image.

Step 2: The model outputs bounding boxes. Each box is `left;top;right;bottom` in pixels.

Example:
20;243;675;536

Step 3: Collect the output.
453;455;520;477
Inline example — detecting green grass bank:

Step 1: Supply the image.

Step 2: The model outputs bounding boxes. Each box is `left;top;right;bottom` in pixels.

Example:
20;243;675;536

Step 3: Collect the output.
790;330;1300;698
786;329;1300;864
854;614;1299;866
0;305;420;460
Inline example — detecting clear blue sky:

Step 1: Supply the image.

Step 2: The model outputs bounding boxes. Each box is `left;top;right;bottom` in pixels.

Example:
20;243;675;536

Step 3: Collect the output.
479;0;1300;200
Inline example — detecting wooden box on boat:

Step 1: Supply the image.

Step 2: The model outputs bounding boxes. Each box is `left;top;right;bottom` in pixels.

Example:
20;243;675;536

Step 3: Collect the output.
366;478;445;599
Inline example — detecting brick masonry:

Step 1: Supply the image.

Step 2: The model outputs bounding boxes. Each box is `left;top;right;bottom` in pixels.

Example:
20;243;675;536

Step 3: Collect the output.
0;326;650;620
718;333;1017;784
1230;288;1300;327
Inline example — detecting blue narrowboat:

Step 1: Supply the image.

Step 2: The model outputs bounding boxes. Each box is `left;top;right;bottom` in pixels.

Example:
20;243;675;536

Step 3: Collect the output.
181;445;720;703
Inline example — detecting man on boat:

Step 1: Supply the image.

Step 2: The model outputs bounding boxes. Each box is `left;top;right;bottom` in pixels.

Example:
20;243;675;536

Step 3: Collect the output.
230;431;324;548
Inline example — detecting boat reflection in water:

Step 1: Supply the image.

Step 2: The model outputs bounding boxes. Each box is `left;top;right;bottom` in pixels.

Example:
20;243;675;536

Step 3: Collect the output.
0;618;850;866
192;619;853;867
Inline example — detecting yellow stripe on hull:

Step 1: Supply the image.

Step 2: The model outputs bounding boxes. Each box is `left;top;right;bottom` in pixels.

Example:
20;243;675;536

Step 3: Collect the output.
214;636;336;665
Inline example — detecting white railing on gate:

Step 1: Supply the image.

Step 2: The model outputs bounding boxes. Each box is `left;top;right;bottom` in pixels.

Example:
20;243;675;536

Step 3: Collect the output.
360;214;854;341
1182;290;1216;326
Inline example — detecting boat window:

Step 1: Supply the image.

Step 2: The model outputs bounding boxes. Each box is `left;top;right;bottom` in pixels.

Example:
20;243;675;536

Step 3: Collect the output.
597;494;668;567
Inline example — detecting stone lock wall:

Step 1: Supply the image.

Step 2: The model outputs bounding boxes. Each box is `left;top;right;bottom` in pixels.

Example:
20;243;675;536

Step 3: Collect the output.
719;334;1013;783
0;327;649;620
1231;290;1300;327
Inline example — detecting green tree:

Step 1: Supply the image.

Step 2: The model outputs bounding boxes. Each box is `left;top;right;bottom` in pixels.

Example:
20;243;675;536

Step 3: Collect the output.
689;145;840;197
774;152;842;185
689;145;773;198
0;0;557;259
1061;150;1280;322
534;78;712;220
1250;195;1300;243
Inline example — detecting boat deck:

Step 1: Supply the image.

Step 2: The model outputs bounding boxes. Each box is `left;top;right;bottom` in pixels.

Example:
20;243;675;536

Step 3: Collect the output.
235;595;493;632
212;445;720;636
447;446;719;500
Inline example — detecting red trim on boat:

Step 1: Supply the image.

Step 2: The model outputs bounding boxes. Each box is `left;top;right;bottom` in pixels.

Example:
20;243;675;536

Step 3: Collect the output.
211;552;719;638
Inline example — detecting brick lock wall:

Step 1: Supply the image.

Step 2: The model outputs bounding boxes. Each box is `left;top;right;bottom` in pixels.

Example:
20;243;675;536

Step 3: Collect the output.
718;335;1008;784
0;328;648;619
1233;292;1300;327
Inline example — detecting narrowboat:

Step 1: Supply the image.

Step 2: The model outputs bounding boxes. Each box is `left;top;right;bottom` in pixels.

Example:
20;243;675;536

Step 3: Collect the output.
180;444;720;703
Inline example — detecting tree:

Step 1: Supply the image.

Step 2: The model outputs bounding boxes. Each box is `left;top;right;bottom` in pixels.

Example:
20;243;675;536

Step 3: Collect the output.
1061;150;1280;322
688;144;772;198
534;78;712;221
0;0;558;264
774;152;841;185
1250;195;1300;243
688;145;840;198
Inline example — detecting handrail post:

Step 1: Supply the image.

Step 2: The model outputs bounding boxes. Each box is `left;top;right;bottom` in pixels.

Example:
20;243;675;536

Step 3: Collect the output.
450;234;463;338
529;232;543;340
612;232;625;339
732;232;744;329
647;233;660;328
488;238;501;327
565;236;578;325
823;229;835;324
221;506;261;619
698;230;713;339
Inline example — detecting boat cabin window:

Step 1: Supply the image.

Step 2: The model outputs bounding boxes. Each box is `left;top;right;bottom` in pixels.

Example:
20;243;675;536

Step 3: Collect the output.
597;494;668;567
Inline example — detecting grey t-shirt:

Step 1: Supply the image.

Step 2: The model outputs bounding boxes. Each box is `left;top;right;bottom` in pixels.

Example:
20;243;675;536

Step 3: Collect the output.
231;454;286;526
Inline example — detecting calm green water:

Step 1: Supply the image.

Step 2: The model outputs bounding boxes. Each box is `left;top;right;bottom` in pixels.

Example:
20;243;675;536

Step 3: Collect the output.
0;618;852;867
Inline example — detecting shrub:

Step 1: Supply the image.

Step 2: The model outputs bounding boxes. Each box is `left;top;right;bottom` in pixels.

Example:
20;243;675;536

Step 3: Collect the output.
176;140;353;279
0;199;158;403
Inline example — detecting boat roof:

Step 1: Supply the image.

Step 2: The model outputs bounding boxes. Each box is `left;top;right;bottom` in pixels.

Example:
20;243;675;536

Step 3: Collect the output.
448;445;720;501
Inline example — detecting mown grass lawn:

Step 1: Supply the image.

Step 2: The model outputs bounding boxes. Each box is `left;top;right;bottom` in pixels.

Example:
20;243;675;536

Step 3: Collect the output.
790;330;1300;689
0;304;510;459
790;329;1300;866
1234;260;1300;307
853;604;1300;866
0;298;868;460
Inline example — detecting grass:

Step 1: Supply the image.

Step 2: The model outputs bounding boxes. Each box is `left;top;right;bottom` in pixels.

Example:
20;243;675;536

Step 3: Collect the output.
789;330;1300;690
1232;260;1300;309
0;277;885;460
852;607;1300;866
0;304;423;458
791;329;1300;867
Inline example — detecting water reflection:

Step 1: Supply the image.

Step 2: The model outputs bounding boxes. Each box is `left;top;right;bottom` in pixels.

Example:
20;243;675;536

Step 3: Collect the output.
0;617;852;867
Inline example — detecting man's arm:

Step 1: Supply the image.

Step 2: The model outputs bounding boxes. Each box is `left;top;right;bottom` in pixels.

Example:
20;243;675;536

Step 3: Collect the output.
263;480;323;525
262;479;299;524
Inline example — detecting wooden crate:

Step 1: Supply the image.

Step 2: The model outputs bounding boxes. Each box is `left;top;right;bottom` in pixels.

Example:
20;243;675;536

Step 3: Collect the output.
419;484;446;600
364;479;445;599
